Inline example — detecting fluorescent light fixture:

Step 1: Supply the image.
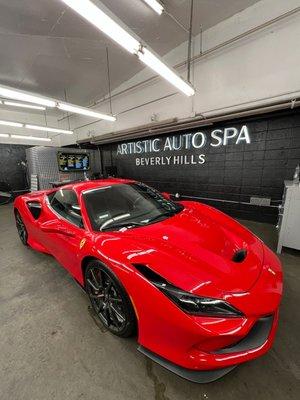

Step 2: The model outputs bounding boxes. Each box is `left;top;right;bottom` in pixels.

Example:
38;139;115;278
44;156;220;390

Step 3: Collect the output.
0;120;23;128
0;83;117;119
59;0;195;97
25;124;74;135
4;101;46;111
142;0;164;15
0;133;9;138
0;85;56;108
57;102;116;121
60;0;140;54
138;48;195;96
11;134;51;142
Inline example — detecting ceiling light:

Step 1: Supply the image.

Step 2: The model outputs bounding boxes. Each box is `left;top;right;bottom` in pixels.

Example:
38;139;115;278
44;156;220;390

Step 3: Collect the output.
60;0;140;54
0;85;56;108
11;135;51;142
0;120;23;128
142;0;164;15
57;102;116;121
4;101;46;111
0;133;9;138
138;48;195;96
25;124;73;135
59;0;195;97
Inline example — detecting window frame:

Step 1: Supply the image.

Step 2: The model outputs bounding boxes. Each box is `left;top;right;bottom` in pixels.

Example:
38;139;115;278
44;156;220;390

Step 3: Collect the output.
46;188;85;230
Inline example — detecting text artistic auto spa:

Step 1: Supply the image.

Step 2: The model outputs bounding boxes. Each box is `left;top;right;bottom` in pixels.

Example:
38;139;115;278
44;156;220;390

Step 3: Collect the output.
116;125;251;166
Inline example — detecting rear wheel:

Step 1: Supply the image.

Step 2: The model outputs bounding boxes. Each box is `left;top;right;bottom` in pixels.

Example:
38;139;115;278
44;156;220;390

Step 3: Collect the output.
15;210;28;246
85;260;136;337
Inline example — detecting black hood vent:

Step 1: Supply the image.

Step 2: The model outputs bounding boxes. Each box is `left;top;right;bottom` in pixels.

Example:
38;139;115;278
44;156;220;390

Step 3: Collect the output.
232;249;247;263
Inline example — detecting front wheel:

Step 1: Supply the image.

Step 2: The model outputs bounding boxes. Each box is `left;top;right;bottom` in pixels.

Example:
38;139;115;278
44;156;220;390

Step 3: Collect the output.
85;260;137;338
15;210;28;246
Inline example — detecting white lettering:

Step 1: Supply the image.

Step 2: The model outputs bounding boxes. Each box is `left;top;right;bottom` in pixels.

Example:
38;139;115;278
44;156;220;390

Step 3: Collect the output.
120;143;128;154
172;136;182;150
223;127;238;145
117;144;123;155
164;137;172;151
192;132;207;148
210;130;223;147
198;154;205;164
236;125;251;144
152;138;160;152
118;125;251;158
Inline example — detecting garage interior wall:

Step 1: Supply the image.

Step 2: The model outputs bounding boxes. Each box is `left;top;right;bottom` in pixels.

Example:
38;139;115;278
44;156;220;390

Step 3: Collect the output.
0;144;30;190
0;0;299;148
98;109;300;224
57;0;300;147
0;0;299;221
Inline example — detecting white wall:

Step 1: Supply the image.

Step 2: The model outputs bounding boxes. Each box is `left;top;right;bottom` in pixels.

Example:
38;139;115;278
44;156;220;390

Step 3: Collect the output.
1;0;299;147
0;108;64;146
62;0;300;146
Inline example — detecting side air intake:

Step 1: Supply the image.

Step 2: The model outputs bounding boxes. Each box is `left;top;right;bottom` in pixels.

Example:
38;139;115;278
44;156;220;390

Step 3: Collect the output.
232;249;247;263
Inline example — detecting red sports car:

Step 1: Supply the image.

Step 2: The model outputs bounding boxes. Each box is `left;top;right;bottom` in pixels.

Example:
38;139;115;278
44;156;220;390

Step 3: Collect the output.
14;179;283;383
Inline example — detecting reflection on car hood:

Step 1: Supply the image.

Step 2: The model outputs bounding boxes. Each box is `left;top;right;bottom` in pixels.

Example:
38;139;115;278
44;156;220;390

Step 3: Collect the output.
96;201;264;296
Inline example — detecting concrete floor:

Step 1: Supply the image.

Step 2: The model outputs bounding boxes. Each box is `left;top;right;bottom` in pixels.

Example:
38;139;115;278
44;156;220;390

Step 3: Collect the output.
0;204;299;400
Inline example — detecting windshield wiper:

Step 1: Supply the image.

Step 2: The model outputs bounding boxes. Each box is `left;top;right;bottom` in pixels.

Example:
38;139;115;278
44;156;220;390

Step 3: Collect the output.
101;221;144;231
147;211;177;224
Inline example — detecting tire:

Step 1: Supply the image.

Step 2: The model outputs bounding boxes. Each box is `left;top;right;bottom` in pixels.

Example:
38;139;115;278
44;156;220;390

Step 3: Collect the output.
85;260;137;338
15;210;28;246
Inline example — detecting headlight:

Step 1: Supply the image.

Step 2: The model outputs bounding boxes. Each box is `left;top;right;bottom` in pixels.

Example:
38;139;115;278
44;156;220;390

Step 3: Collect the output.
153;281;243;318
133;263;243;318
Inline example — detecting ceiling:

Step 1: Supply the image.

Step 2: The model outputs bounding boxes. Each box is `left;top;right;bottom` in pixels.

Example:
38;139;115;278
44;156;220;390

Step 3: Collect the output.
0;0;260;107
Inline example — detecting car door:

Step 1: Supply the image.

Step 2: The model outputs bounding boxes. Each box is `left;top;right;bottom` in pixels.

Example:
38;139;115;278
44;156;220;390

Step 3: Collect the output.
40;188;87;281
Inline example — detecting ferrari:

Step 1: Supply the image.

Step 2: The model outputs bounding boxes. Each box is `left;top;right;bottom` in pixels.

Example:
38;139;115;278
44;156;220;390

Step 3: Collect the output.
14;179;283;383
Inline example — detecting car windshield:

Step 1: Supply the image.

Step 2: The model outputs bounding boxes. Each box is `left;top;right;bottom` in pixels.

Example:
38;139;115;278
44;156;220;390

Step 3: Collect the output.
83;182;183;231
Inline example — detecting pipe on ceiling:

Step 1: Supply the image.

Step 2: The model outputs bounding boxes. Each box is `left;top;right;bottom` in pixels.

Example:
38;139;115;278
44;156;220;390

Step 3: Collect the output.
82;98;300;145
59;5;300;124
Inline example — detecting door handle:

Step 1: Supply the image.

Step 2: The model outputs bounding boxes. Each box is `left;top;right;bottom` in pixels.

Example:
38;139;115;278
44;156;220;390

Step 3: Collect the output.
40;221;76;237
62;229;76;237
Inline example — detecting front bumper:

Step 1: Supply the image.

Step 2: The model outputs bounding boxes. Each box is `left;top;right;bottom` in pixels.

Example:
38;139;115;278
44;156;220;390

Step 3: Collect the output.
138;345;237;383
138;311;278;382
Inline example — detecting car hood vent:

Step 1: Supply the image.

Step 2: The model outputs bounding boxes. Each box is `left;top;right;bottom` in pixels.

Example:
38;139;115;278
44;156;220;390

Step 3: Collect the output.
232;249;247;263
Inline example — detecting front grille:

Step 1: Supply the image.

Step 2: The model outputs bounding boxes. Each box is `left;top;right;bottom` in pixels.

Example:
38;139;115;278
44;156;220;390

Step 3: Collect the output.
213;315;274;354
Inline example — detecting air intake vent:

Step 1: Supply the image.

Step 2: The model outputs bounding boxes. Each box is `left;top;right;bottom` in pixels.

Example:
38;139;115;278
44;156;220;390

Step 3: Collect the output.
133;263;167;284
232;249;247;263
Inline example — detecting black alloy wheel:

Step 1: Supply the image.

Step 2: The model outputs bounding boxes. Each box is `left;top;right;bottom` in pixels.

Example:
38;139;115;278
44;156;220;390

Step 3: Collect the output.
15;210;28;245
85;261;136;337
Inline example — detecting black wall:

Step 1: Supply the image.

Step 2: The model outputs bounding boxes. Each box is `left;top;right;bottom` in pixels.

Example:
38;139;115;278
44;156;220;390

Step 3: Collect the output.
100;109;300;223
0;144;30;190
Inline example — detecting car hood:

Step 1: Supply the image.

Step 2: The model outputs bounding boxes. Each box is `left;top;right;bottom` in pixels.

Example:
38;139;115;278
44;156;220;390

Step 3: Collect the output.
97;202;264;296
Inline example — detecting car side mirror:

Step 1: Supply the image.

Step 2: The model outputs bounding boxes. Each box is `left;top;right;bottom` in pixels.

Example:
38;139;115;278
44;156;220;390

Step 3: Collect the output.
173;192;181;200
161;192;171;200
162;192;181;201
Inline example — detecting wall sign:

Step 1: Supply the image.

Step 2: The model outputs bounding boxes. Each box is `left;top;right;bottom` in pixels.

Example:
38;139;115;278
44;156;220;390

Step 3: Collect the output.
117;125;251;166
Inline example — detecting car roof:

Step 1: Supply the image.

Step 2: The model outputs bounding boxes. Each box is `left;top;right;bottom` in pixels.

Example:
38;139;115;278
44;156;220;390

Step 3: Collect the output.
61;178;135;194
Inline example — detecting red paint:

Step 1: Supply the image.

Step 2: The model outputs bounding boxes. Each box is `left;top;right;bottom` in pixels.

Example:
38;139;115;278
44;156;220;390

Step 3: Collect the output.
14;179;283;371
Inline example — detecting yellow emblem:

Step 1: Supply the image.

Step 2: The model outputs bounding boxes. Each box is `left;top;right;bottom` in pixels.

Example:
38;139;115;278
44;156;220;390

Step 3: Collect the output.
80;238;86;249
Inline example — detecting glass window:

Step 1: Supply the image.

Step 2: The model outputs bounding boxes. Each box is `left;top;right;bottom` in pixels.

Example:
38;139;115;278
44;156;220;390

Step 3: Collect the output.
48;189;83;228
83;183;183;231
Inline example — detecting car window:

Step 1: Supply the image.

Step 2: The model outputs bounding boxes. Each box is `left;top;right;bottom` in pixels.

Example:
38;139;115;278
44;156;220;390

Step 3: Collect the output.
48;189;83;228
83;183;183;231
